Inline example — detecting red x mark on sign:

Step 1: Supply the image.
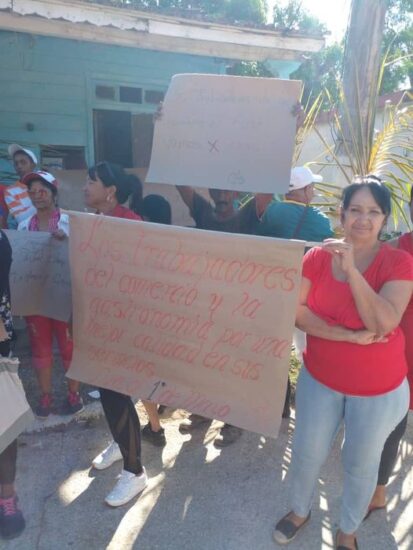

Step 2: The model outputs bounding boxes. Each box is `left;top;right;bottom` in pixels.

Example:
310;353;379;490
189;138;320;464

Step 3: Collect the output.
208;140;219;153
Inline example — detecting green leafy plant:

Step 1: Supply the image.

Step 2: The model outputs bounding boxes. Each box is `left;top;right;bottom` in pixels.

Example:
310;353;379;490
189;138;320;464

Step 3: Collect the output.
310;84;413;228
240;58;413;232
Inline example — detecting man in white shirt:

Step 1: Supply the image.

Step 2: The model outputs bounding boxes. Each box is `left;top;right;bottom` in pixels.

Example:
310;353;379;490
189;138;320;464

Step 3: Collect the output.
2;144;37;228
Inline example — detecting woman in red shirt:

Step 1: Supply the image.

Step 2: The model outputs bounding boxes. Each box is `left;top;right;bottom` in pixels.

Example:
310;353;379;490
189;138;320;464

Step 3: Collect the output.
18;171;82;418
82;162;153;507
273;177;413;550
367;187;413;516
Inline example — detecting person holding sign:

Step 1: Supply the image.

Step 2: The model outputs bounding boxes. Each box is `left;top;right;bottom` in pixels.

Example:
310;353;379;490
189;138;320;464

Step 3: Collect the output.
85;164;167;450
367;182;413;519
175;185;273;446
17;171;83;418
84;162;151;506
170;104;306;444
178;186;269;235
273;178;413;550
0;230;26;540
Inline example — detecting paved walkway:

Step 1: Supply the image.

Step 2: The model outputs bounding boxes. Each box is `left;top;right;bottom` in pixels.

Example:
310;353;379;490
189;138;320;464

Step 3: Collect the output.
3;408;413;550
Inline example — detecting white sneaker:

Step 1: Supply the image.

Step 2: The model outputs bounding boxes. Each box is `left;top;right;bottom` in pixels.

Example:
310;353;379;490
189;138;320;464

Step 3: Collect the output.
92;441;122;470
105;468;148;507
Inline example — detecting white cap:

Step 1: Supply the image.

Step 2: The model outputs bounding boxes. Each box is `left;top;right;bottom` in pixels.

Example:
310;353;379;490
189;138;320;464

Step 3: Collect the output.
22;171;58;189
8;143;37;165
289;166;323;191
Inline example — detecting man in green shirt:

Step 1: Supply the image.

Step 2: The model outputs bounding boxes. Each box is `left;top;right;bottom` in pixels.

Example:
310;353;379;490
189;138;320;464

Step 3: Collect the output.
260;166;333;417
260;166;333;242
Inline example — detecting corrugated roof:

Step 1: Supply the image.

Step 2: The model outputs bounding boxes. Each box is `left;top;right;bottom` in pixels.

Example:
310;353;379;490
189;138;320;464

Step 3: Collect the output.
0;0;325;62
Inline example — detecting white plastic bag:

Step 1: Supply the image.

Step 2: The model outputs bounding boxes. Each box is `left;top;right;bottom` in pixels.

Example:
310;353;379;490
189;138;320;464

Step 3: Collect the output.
0;357;34;454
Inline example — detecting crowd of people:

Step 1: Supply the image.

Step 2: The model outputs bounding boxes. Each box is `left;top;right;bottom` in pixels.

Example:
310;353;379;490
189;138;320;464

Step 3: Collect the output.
0;141;412;550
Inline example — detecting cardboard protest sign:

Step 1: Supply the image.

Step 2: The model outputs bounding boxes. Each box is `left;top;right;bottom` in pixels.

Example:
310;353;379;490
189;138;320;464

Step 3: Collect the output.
0;357;34;454
6;230;71;322
67;213;304;437
146;74;302;194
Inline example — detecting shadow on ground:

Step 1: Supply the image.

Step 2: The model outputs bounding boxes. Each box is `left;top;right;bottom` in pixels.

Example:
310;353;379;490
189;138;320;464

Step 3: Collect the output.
4;410;412;550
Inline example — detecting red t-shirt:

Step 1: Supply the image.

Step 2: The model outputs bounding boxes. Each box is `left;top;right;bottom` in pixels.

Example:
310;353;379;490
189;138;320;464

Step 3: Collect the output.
107;204;142;221
398;232;413;409
398;233;413;317
302;244;413;396
0;184;8;225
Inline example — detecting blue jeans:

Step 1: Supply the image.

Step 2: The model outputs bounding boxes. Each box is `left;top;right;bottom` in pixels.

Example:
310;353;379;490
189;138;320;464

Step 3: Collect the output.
290;367;409;534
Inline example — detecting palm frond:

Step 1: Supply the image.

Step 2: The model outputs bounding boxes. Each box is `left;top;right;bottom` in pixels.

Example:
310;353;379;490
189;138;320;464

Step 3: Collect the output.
310;61;413;228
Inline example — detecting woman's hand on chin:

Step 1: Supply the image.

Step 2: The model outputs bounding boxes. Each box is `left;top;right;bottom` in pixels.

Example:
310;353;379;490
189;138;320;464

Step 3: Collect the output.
322;239;356;276
349;329;388;345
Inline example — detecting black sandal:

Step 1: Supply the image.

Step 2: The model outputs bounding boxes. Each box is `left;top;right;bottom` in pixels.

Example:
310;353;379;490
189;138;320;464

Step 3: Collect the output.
273;511;311;545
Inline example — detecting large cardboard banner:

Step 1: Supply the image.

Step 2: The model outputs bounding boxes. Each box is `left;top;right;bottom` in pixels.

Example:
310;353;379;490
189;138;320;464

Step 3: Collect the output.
68;213;304;437
146;74;302;194
6;230;71;322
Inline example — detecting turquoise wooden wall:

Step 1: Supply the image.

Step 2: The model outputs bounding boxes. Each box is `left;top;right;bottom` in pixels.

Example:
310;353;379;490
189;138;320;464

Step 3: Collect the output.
0;30;226;180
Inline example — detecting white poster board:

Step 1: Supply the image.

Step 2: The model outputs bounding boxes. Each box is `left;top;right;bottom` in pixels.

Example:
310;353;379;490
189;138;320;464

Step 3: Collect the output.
67;213;304;438
146;74;302;194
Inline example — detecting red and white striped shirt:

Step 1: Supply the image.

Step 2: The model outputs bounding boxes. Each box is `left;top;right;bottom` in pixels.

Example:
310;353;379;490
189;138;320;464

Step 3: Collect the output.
4;182;36;224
